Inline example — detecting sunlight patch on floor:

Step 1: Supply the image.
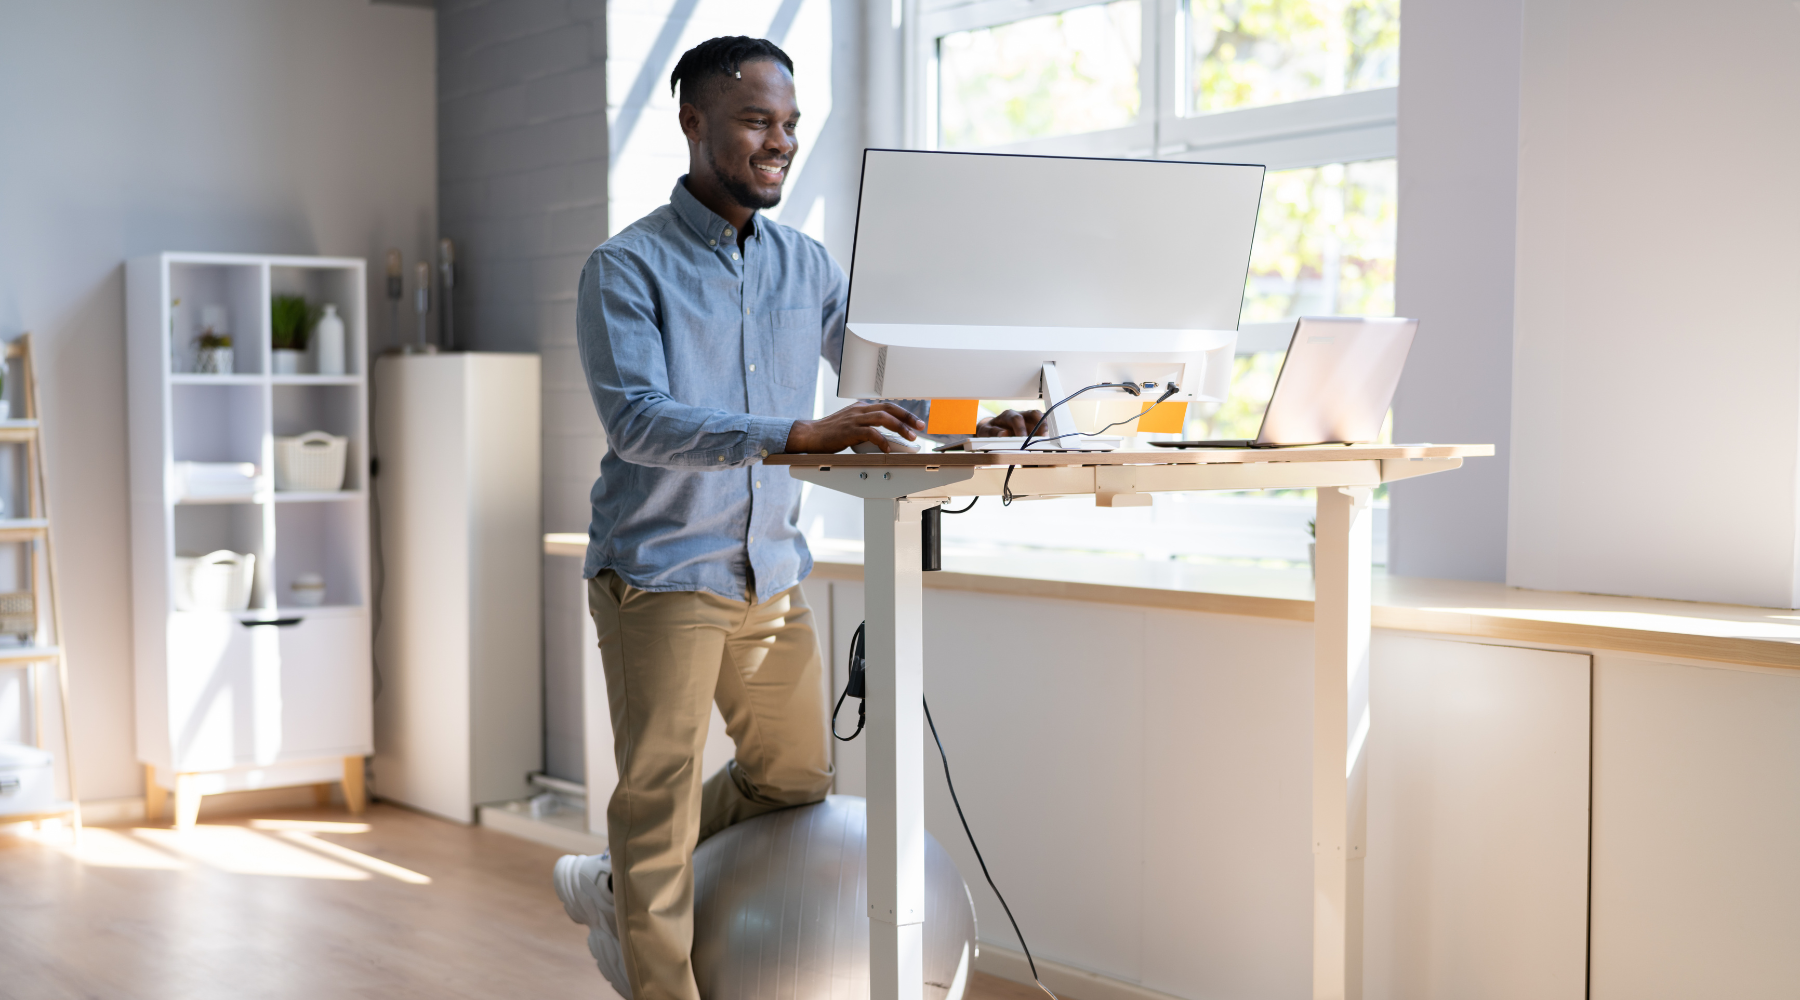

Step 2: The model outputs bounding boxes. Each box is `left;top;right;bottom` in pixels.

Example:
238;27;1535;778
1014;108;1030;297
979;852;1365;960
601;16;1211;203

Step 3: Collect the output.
277;830;432;883
135;825;372;880
28;817;437;884
50;827;190;870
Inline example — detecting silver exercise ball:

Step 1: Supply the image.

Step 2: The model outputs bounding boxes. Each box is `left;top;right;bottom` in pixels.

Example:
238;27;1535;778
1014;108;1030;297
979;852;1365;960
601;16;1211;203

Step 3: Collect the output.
692;795;978;1000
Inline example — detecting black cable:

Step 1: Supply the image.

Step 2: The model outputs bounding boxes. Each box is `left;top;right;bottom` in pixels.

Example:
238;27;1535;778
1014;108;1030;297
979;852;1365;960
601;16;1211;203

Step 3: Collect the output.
940;496;979;514
1029;383;1182;447
1002;381;1160;505
831;621;866;741
837;615;1055;996
1017;381;1141;453
925;696;1060;1000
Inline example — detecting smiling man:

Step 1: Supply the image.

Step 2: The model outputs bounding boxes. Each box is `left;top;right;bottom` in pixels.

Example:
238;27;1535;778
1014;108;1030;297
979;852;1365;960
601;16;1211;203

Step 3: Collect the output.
548;37;930;1000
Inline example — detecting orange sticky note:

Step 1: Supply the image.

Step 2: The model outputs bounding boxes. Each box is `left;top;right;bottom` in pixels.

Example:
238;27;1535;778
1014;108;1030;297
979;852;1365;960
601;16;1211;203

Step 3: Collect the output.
927;399;980;435
1136;400;1188;434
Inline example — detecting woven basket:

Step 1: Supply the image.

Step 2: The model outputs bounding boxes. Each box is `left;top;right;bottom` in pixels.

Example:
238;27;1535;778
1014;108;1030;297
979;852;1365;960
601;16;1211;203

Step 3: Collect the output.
0;592;33;638
274;431;348;492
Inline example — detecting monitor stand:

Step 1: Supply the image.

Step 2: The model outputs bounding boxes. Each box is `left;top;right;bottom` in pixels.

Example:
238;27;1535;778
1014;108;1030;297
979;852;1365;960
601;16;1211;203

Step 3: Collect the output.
966;362;1122;452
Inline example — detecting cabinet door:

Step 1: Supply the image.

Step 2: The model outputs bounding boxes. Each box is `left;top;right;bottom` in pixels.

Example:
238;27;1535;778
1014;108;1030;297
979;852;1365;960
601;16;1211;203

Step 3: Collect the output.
167;611;273;773
273;611;372;759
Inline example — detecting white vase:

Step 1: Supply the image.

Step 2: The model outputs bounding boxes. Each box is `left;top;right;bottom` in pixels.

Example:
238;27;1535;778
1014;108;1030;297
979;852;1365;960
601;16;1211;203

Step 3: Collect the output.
315;304;346;376
195;346;233;374
272;349;304;375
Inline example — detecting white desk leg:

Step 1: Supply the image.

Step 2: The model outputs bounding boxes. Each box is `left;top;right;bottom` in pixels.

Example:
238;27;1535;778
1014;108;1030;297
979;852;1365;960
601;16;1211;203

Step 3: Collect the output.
866;496;928;1000
1312;485;1373;1000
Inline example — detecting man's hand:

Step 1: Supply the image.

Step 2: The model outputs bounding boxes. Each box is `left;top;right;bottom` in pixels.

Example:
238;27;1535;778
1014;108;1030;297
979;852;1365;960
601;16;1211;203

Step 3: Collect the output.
786;402;926;454
975;408;1046;437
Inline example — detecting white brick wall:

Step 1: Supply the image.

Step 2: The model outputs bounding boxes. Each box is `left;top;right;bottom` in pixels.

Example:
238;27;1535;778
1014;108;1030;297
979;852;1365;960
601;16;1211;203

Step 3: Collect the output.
440;0;610;781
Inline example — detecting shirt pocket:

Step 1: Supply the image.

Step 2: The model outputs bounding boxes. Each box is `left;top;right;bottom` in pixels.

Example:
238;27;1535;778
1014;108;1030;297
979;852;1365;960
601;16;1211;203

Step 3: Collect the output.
770;307;822;390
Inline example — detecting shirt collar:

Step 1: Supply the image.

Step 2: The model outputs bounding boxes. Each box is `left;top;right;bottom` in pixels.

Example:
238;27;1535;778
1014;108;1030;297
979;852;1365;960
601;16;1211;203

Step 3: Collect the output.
671;176;758;246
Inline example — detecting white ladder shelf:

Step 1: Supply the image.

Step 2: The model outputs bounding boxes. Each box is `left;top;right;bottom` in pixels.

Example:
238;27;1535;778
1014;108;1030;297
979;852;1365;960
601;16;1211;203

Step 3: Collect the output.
0;334;82;838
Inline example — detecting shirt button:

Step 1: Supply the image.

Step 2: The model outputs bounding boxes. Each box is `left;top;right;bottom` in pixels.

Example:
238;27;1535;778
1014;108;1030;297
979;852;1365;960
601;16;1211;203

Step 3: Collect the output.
745;308;751;314
760;449;769;457
717;456;725;462
747;536;754;543
709;239;717;246
732;252;740;260
755;481;762;488
748;364;756;372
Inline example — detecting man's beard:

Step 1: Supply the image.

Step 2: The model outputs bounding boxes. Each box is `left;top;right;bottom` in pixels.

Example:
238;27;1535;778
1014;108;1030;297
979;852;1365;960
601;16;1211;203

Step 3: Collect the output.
710;148;784;211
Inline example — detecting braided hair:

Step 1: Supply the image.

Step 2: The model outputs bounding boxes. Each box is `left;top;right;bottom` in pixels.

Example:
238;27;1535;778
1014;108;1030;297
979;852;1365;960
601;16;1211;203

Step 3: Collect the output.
669;36;794;104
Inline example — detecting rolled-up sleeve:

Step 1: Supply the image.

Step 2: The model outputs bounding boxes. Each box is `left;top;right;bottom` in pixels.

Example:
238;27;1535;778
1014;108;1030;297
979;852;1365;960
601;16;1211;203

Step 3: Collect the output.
578;247;793;469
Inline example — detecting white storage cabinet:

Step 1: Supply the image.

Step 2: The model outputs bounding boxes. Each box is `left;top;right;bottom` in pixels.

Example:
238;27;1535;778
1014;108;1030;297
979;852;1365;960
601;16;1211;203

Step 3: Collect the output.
126;252;373;828
372;353;542;824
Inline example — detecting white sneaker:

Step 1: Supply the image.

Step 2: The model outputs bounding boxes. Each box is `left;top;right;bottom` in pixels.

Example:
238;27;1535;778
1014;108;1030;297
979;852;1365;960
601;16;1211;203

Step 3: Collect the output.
554;850;632;998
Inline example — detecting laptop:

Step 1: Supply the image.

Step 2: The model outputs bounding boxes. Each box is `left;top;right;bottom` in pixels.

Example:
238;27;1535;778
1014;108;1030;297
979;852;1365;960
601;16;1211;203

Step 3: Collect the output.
1152;316;1418;448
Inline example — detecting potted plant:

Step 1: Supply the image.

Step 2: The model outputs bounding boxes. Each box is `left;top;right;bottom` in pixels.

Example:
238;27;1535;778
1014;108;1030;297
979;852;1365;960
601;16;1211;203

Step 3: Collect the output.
271;294;312;374
195;321;234;377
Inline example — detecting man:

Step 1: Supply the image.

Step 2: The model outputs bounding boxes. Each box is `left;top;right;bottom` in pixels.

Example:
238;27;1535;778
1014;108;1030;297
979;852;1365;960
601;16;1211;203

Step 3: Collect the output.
552;36;1036;1000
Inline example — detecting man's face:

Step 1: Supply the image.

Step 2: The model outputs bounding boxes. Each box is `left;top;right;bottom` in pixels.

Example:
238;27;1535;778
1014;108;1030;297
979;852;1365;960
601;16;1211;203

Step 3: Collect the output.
683;60;800;211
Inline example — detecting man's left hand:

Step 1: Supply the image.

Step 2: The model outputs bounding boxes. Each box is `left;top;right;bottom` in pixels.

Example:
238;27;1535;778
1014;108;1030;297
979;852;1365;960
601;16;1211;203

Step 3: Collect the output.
975;409;1045;437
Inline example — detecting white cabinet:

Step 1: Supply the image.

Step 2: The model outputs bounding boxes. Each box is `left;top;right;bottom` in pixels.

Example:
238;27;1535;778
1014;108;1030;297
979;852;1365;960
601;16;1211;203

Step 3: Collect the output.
126;252;372;827
371;353;542;824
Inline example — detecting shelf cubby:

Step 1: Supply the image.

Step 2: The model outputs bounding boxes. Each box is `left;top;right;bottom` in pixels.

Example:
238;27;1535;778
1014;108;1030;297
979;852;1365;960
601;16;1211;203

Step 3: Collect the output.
171;383;266;466
270;262;367;377
271;500;367;609
168;262;267;375
272;383;366;492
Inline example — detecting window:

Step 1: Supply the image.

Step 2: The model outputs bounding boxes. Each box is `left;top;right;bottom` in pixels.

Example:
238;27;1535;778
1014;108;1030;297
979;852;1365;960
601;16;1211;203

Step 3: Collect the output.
938;1;1143;149
882;0;1400;568
1182;0;1399;116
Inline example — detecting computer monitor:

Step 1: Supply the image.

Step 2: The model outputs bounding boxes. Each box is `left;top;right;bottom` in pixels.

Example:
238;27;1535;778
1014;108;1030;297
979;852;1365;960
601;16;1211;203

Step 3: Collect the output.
836;150;1265;433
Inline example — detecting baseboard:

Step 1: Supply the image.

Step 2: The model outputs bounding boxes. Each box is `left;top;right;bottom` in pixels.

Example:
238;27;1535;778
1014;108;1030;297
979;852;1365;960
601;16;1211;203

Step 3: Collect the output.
83;785;327;826
478;801;608;855
78;796;146;825
974;944;1189;1000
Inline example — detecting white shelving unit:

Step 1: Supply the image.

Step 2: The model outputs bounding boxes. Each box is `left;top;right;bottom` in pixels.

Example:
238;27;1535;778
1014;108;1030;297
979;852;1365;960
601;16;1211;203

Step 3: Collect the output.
126;252;372;828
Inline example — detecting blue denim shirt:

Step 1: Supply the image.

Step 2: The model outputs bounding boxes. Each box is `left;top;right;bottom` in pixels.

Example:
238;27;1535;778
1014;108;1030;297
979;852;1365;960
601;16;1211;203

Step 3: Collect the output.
577;179;846;600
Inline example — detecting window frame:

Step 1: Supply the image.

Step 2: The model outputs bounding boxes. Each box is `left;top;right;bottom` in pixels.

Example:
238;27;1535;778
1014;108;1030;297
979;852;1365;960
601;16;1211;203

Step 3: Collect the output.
907;0;1397;173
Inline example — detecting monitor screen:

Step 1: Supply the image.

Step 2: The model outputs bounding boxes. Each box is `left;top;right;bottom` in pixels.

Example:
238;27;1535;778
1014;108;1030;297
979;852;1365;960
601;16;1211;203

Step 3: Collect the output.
846;150;1264;332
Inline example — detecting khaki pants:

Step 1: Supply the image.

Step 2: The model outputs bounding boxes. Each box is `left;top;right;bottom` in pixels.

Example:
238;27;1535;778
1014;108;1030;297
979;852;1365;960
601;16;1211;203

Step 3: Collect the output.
587;570;834;1000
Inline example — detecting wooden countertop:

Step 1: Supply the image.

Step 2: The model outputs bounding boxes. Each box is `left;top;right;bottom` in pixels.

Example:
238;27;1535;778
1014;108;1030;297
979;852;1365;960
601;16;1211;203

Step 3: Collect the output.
765;442;1493;467
544;533;1800;670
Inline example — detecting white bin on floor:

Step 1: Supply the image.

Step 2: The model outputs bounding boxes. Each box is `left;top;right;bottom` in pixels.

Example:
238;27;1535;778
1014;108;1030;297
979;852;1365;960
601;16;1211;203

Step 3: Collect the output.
0;742;55;816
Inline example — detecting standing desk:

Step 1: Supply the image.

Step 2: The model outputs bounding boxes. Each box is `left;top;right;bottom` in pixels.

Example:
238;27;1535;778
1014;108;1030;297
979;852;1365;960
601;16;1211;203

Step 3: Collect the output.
767;443;1492;1000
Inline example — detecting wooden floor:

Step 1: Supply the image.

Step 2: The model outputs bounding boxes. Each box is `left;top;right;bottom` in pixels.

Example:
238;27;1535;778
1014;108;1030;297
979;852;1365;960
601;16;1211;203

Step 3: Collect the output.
0;804;1035;1000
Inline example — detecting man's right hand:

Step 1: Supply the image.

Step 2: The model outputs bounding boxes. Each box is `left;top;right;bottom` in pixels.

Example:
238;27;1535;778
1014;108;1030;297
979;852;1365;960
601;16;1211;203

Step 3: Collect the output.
785;402;926;454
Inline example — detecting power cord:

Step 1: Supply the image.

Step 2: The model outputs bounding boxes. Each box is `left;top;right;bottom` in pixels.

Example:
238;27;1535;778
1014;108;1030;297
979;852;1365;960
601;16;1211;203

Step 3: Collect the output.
926;696;1060;1000
1028;382;1182;448
1002;381;1178;505
832;621;1060;1000
1018;381;1141;452
831;621;866;741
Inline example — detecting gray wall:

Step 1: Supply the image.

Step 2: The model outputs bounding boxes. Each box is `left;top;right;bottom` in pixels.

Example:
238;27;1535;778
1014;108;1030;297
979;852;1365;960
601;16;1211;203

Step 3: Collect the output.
438;0;610;781
0;0;436;801
1387;0;1522;582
